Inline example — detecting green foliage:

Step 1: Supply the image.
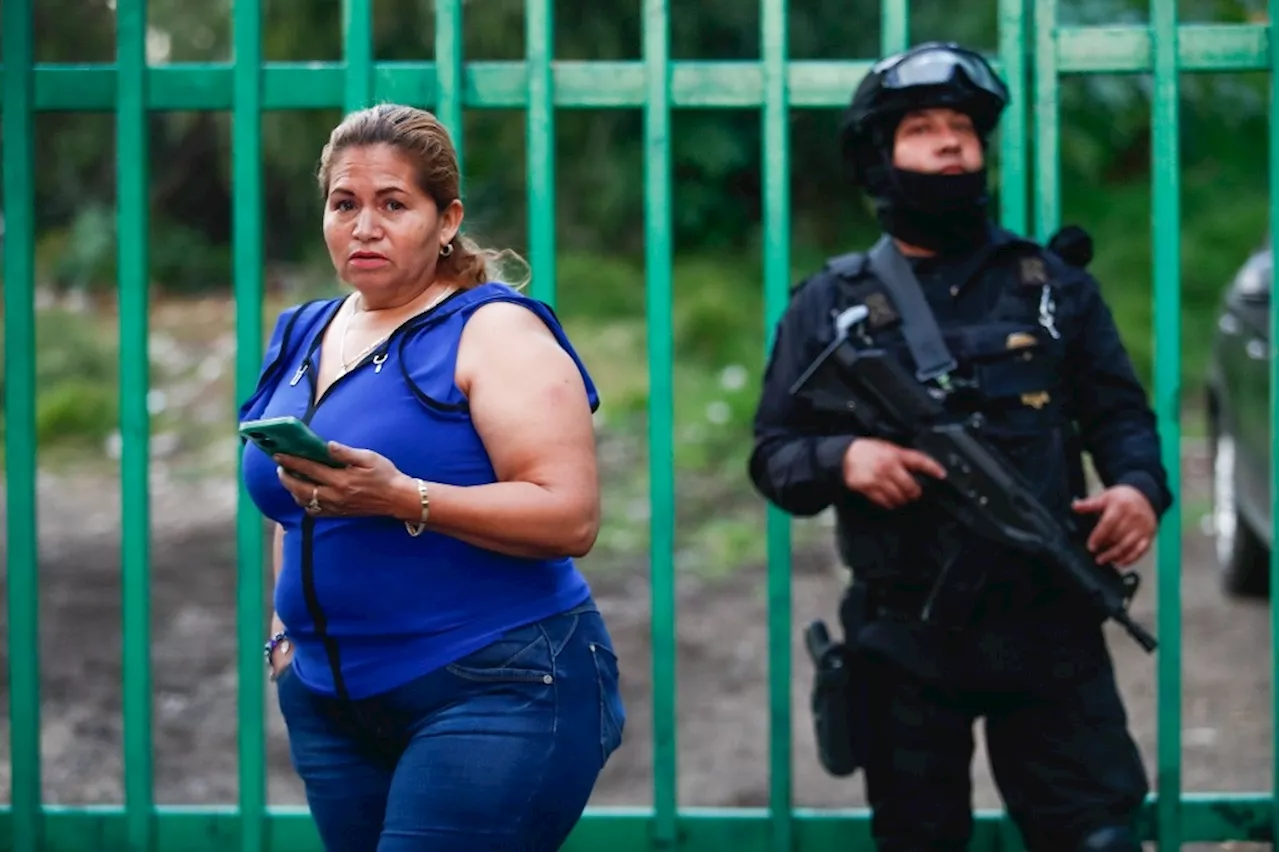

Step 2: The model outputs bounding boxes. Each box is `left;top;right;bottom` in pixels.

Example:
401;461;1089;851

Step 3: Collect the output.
150;223;234;294
35;204;116;292
36;380;119;447
0;307;121;459
26;0;1256;267
18;0;1274;574
28;0;1271;281
1056;70;1272;391
35;206;232;294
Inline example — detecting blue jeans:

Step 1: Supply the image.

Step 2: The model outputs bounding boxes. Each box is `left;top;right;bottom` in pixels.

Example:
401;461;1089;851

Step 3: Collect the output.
275;598;626;851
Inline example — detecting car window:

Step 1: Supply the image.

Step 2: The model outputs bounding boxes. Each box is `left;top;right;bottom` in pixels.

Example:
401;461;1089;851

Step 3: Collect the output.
1232;252;1272;303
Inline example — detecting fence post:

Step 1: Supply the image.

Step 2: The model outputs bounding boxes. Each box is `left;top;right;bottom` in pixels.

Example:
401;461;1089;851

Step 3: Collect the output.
2;0;41;844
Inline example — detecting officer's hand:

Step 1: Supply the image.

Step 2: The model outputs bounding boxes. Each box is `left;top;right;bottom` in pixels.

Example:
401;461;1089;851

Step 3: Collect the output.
842;438;946;509
1072;485;1157;567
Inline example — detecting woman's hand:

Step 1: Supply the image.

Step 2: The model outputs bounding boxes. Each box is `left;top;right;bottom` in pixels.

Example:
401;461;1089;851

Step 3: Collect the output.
269;638;294;679
275;442;414;520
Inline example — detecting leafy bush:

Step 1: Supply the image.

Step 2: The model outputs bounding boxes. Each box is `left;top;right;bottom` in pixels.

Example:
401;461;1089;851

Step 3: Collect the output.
0;306;121;458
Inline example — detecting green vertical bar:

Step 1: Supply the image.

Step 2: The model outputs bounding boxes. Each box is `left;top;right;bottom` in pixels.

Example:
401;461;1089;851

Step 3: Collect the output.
117;0;154;849
1270;0;1279;825
2;1;42;849
991;0;1026;795
233;3;267;852
994;0;1029;818
435;0;464;177
761;0;793;848
1150;3;1183;848
880;0;909;55
997;0;1028;235
996;13;1035;827
526;0;556;305
644;0;677;846
344;0;374;112
1032;0;1059;243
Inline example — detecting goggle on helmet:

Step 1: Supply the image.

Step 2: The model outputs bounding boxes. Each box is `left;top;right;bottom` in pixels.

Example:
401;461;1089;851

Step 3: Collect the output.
840;42;1010;183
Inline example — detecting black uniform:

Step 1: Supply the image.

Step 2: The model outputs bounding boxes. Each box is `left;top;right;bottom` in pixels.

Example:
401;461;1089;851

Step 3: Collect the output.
750;41;1173;851
749;221;1172;851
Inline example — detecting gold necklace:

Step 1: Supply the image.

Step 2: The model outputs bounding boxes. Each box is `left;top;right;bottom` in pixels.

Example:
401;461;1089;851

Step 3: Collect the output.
337;285;456;377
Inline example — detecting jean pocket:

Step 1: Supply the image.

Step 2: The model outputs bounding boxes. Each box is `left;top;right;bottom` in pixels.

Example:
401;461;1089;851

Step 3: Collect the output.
446;625;555;684
272;658;296;685
273;660;301;719
589;640;626;764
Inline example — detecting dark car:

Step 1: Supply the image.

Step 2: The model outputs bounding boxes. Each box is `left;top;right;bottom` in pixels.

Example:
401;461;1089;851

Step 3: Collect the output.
1205;246;1273;597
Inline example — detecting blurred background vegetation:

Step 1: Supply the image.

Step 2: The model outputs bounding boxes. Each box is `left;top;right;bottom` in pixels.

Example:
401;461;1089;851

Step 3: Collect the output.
0;0;1272;569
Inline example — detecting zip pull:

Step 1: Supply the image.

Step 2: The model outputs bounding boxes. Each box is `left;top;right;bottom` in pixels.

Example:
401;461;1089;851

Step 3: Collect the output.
373;353;388;374
1038;284;1060;340
289;362;308;386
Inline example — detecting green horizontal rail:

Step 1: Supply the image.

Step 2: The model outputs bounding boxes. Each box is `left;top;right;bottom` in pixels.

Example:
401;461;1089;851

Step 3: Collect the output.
4;23;1266;113
17;61;907;110
0;795;1272;852
1056;23;1271;73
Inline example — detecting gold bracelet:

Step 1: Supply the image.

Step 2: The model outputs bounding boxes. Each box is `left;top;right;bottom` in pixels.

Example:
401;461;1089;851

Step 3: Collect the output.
405;477;430;537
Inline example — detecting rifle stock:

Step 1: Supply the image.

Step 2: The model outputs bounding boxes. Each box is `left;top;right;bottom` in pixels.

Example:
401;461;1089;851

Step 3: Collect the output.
790;325;1158;653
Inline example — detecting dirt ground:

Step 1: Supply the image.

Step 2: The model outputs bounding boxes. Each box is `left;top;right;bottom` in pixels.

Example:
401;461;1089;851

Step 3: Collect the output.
0;439;1273;847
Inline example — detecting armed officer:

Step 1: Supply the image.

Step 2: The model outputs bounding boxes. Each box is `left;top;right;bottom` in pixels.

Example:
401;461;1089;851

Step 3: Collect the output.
748;42;1172;852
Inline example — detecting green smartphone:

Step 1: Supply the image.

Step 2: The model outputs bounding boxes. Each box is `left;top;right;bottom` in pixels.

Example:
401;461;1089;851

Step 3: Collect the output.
239;415;346;469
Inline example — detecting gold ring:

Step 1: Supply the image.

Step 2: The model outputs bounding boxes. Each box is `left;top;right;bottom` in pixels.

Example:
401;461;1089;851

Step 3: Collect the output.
306;488;321;515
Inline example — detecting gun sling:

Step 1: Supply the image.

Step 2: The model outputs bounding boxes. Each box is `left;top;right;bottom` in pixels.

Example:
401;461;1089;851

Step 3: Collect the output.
865;235;957;383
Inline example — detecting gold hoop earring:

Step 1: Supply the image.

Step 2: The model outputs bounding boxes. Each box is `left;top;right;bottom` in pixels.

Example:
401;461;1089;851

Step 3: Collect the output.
440;242;454;257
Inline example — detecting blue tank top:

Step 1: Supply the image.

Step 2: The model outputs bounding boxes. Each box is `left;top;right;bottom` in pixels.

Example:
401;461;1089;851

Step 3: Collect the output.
240;283;597;699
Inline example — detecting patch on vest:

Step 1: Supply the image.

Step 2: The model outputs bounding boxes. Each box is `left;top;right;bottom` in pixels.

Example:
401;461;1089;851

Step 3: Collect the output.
841;279;901;331
1005;331;1038;350
1015;253;1062;340
1021;390;1051;409
863;291;900;330
1019;256;1048;286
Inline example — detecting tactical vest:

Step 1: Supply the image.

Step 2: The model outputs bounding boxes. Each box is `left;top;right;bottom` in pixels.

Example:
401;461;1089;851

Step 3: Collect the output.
818;239;1089;589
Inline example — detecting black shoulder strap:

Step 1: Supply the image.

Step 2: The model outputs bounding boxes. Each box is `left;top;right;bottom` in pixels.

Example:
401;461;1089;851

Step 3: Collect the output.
823;250;867;280
865;235;957;383
237;297;338;426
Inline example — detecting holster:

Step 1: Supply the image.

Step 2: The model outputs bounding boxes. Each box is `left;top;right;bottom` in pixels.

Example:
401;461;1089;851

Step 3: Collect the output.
804;582;873;777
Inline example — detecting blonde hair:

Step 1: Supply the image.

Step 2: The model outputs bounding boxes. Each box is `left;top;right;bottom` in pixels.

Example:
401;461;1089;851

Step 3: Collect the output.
316;103;528;290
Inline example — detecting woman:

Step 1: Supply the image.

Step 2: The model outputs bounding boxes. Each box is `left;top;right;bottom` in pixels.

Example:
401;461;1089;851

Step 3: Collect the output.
239;103;625;852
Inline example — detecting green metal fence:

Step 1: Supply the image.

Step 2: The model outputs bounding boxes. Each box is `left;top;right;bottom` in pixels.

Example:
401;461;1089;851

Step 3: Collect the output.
2;0;1277;849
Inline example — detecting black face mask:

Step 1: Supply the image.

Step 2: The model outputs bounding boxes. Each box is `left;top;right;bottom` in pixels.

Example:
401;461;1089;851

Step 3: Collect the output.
866;163;992;255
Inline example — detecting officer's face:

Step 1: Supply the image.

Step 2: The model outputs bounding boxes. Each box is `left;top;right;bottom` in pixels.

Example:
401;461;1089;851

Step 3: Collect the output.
891;108;984;176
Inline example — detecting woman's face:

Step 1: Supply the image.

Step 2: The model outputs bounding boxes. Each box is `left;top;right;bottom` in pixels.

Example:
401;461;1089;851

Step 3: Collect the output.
322;143;463;302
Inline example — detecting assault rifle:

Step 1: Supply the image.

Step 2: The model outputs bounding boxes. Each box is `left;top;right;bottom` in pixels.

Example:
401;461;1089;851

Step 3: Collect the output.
790;304;1159;653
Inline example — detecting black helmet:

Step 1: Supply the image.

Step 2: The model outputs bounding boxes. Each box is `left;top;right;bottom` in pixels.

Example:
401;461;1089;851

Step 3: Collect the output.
840;42;1009;185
